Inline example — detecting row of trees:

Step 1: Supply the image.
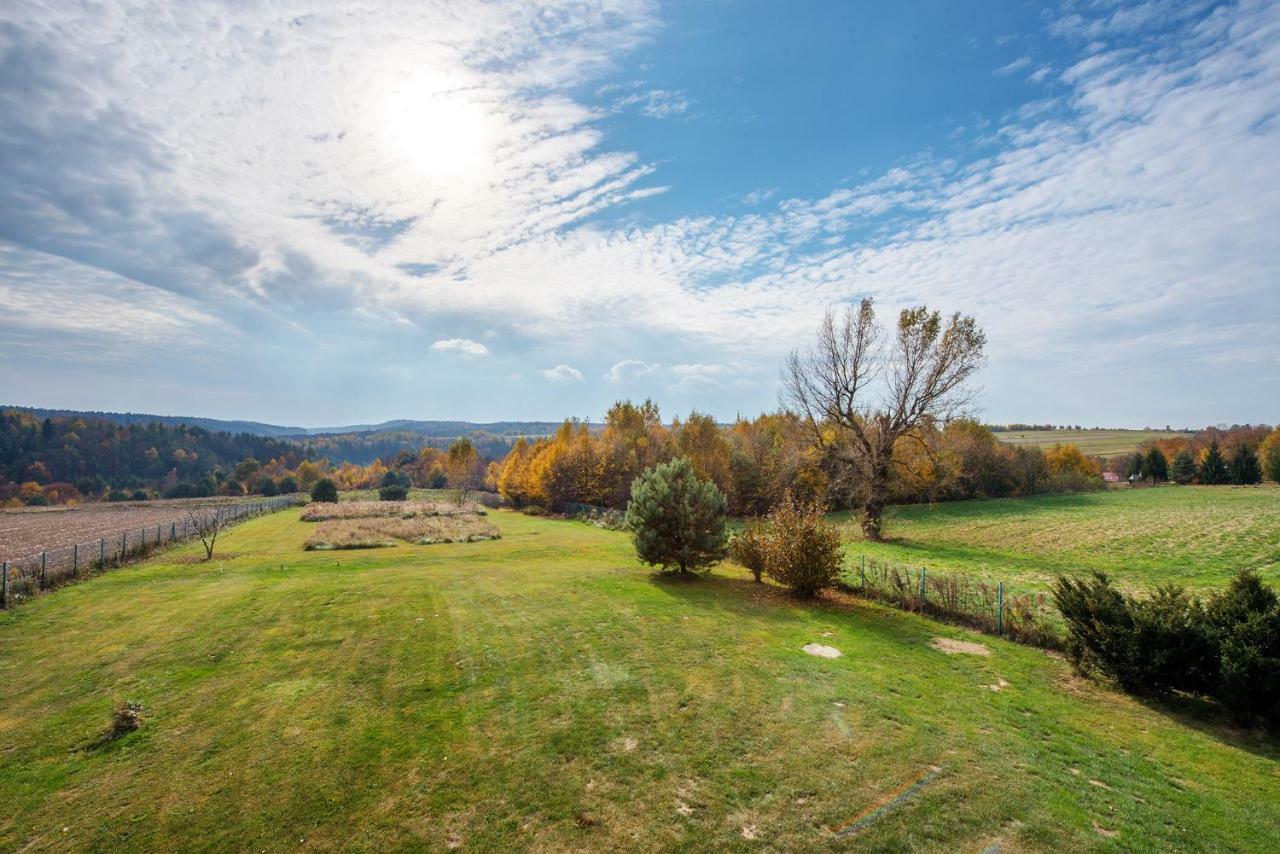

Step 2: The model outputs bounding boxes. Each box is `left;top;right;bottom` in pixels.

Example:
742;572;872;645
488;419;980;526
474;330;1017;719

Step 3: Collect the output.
1121;433;1276;485
493;302;1107;537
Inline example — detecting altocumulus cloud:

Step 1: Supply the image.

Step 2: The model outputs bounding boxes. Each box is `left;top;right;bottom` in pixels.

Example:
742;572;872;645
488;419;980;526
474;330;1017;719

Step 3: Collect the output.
0;0;1275;424
430;338;490;357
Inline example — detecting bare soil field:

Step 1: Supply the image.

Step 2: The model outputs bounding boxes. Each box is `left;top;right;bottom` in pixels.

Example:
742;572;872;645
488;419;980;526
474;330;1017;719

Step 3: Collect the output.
0;499;251;561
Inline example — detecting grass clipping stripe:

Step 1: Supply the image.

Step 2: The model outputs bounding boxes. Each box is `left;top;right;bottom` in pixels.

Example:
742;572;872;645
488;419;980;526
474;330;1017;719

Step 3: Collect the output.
303;515;500;550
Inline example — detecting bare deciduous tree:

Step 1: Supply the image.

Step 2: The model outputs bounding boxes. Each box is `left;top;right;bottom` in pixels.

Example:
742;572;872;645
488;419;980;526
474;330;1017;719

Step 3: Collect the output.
188;506;231;561
783;298;986;540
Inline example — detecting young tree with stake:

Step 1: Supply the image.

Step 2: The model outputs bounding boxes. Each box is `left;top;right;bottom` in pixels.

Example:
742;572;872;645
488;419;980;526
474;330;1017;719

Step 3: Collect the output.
783;298;986;540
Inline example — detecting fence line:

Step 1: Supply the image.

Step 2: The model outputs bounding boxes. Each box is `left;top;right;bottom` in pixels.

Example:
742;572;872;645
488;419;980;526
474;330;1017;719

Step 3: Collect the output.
839;554;1063;649
1;496;296;609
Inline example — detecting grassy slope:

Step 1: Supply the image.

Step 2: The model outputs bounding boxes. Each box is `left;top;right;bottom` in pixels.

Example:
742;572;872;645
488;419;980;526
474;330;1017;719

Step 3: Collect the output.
993;429;1192;458
2;510;1278;851
847;485;1280;594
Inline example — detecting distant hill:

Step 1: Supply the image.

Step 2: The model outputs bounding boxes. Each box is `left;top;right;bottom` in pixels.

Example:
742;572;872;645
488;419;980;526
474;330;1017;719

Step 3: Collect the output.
2;406;306;437
0;407;584;441
301;419;574;438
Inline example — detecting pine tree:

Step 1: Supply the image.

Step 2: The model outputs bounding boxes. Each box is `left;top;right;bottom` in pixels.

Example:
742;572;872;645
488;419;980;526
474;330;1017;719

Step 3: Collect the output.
1170;449;1196;484
1228;444;1262;485
1198;440;1229;485
1144;446;1168;482
1125;451;1144;479
624;457;727;574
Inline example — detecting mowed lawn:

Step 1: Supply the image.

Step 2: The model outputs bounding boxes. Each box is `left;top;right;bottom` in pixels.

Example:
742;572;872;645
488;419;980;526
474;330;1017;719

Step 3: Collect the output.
848;485;1280;593
2;510;1279;851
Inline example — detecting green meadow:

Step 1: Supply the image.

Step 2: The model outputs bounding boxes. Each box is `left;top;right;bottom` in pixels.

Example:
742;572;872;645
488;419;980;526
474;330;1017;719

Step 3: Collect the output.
847;485;1280;594
2;507;1278;851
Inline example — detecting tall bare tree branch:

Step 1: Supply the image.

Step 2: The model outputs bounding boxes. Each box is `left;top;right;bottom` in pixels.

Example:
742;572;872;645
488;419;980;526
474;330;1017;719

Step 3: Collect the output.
782;298;985;539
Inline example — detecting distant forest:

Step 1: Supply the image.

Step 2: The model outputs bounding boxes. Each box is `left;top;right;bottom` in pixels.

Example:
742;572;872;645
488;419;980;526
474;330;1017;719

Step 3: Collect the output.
0;408;549;502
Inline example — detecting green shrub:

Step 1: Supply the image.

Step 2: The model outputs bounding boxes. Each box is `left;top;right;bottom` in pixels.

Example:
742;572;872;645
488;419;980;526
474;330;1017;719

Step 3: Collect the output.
1055;569;1280;725
728;519;769;582
1053;573;1139;686
758;495;843;596
310;478;339;503
256;476;279;496
1205;571;1280;724
624;457;727;574
379;484;409;501
25;494;50;506
107;489;130;502
278;476;298;494
130;489;149;501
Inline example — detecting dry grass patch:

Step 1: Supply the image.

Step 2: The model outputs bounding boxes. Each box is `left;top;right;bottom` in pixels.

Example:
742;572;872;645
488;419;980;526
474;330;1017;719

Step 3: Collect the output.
303;515;500;550
300;500;483;522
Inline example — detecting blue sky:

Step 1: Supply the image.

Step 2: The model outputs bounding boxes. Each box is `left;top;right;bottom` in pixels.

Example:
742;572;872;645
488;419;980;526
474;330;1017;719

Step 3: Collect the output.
0;0;1276;428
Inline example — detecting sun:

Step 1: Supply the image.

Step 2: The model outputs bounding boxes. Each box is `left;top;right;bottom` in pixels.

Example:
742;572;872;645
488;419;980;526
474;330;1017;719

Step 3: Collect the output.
380;73;495;183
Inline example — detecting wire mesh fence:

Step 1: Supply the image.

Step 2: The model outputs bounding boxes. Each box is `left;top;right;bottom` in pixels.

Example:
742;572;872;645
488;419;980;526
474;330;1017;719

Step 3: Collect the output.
1;496;296;609
840;554;1063;649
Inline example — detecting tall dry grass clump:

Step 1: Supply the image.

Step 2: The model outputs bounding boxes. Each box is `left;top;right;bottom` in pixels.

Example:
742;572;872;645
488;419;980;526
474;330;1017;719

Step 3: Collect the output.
300;500;484;522
303;515;500;550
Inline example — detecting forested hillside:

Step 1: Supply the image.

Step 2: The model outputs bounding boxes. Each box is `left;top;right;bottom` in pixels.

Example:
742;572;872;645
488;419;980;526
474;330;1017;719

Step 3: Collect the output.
0;410;304;501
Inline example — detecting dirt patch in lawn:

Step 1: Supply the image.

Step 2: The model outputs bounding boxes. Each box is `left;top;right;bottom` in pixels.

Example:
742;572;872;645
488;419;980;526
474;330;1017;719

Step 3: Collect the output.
929;637;991;656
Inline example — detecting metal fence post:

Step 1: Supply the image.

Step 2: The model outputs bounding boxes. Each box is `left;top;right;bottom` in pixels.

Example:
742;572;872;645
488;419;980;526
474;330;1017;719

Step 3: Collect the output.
40;551;47;587
100;538;105;568
73;543;78;576
921;567;927;610
171;522;176;541
997;582;1004;635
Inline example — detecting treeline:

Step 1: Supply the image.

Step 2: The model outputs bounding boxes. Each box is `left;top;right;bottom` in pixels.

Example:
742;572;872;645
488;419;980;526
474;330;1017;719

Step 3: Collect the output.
299;429;521;466
491;401;1108;516
1117;424;1279;484
0;410;306;505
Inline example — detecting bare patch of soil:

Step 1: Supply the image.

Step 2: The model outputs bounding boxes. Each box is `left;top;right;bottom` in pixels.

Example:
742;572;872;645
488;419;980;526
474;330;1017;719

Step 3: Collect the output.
930;637;990;656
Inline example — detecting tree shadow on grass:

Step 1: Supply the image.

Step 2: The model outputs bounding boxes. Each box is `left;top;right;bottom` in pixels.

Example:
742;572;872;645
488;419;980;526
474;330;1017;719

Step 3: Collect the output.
1131;691;1280;761
647;569;1280;759
644;570;945;658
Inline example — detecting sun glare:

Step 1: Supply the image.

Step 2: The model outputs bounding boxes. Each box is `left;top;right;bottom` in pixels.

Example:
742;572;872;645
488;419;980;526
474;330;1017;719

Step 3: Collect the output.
381;74;494;183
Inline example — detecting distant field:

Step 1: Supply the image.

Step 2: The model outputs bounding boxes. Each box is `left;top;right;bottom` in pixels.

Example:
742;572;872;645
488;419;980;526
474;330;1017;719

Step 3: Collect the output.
0;499;250;561
2;510;1278;850
993;428;1193;457
846;485;1280;593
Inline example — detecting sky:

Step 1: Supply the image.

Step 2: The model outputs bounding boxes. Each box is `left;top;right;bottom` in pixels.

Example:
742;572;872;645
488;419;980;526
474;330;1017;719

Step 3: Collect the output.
0;0;1277;429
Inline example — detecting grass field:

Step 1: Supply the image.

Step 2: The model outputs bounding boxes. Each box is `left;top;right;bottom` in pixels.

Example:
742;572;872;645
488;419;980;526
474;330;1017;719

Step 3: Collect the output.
847;485;1280;594
2;509;1279;851
992;429;1192;457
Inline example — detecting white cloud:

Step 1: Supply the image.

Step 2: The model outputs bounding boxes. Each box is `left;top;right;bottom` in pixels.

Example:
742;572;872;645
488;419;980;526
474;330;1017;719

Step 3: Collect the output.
543;364;584;382
994;56;1033;76
0;0;1276;423
605;359;659;382
430;338;490;357
615;88;692;118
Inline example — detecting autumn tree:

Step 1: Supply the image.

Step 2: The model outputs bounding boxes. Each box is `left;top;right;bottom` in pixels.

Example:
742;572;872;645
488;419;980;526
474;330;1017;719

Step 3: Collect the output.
1261;427;1280;483
783;298;986;540
447;437;483;503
